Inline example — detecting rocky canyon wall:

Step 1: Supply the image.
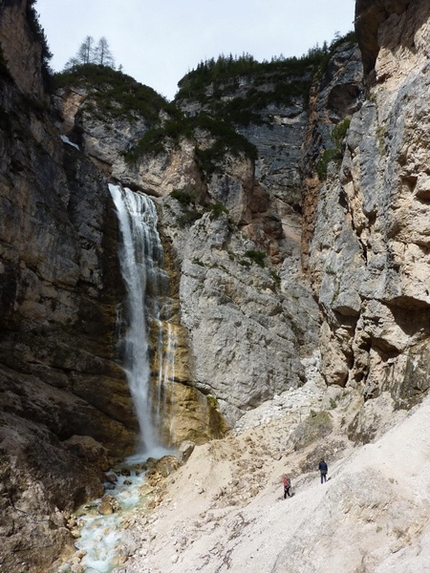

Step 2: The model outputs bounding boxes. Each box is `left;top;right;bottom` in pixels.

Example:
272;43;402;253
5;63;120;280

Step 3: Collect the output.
55;57;321;431
2;2;316;567
304;0;430;438
3;0;430;571
0;1;138;569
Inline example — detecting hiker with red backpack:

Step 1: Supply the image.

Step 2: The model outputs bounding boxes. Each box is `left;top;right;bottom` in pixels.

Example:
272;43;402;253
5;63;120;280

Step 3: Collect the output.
283;474;292;498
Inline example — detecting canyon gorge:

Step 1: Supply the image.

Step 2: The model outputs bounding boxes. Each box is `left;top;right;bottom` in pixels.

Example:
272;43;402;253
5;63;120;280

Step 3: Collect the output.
1;0;430;571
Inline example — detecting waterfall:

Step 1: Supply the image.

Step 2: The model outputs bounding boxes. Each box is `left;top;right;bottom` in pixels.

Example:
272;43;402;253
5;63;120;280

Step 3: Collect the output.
108;183;175;454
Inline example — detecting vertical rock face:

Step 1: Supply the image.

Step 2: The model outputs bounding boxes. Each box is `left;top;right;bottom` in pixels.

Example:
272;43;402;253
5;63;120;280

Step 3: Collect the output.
301;39;364;269
5;0;430;570
0;1;137;569
175;59;314;265
56;57;322;432
306;0;430;410
1;11;320;569
0;0;46;97
159;203;319;428
354;0;412;76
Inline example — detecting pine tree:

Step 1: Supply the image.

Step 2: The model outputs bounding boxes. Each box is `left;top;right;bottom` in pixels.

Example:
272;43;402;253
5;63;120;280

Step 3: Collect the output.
93;37;115;67
77;36;95;64
63;36;115;71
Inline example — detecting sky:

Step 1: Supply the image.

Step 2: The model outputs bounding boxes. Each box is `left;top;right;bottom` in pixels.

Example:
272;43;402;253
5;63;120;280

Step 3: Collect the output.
35;0;356;101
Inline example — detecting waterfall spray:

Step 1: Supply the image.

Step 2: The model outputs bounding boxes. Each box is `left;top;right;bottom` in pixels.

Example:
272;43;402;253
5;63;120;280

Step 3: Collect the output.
108;183;174;454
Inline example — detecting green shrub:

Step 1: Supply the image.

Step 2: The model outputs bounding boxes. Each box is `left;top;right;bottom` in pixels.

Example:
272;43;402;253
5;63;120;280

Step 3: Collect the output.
317;118;351;180
124;129;166;162
125;111;258;169
317;148;338;180
194;118;258;175
194;115;258;156
171;189;196;205
124;117;193;162
177;211;202;227
245;249;266;267
291;410;333;450
207;395;218;406
209;202;228;220
332;118;351;146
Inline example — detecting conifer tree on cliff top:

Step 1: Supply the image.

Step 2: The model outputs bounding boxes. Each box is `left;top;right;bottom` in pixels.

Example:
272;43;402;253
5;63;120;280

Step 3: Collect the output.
64;36;115;70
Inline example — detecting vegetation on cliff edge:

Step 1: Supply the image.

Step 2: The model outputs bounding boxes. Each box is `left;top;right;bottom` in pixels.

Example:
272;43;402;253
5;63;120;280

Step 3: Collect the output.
174;37;356;128
53;63;258;173
53;64;175;124
27;0;52;83
125;111;258;174
317;117;351;180
52;31;356;179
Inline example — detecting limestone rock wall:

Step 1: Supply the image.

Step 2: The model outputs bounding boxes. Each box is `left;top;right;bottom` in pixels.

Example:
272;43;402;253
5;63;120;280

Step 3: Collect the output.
305;0;430;413
354;0;411;76
56;59;321;433
238;100;306;266
0;1;139;569
55;91;245;444
158;201;319;427
176;69;311;265
54;86;207;200
301;39;364;269
5;0;430;570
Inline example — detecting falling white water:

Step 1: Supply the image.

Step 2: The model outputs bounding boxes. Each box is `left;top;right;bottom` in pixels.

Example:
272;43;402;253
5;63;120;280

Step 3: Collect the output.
57;186;177;573
154;320;176;431
108;183;174;454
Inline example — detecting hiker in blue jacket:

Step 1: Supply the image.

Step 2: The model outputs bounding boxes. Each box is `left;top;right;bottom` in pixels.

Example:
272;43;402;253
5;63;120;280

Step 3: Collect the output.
318;458;328;483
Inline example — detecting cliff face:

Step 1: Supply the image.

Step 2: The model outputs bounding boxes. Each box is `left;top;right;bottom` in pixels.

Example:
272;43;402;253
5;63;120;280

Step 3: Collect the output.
304;0;430;425
0;1;136;569
354;0;411;76
1;6;318;566
2;0;430;571
55;59;321;432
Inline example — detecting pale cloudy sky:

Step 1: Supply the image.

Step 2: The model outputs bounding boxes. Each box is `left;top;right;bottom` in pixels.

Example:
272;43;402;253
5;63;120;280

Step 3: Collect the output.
35;0;356;101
